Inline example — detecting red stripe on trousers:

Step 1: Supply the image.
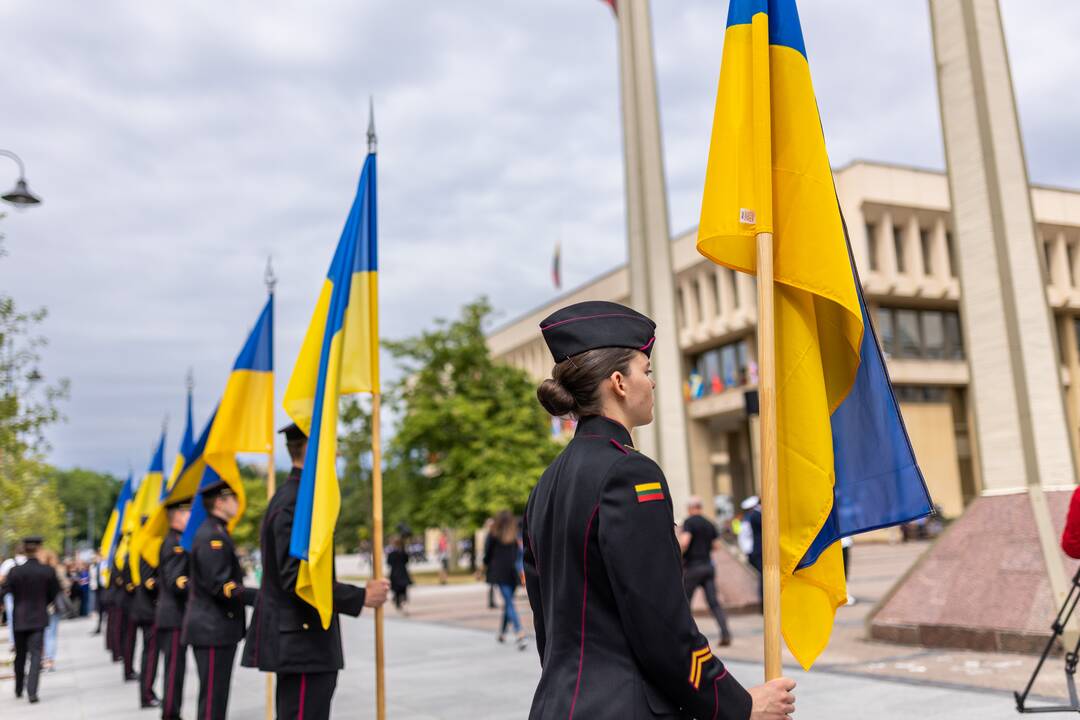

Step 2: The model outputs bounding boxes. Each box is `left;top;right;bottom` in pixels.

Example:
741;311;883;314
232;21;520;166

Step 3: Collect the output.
298;673;307;720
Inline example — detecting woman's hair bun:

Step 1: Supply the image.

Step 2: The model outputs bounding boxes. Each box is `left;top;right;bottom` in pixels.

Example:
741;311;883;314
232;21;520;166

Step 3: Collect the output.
536;377;576;417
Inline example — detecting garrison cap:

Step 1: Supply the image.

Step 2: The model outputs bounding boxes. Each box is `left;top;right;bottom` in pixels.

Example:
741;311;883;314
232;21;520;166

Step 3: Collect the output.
540;300;656;363
165;496;193;510
200;478;234;499
22;535;44;547
278;422;307;443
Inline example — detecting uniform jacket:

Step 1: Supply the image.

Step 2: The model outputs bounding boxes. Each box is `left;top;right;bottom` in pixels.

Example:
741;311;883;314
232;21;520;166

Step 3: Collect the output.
114;558;135;612
156;529;189;630
182;514;248;647
241;468;365;674
1;558;61;631
523;416;752;720
131;557;158;625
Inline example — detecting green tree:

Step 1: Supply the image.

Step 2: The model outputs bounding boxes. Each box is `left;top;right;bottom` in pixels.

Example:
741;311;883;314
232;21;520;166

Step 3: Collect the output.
48;466;121;545
0;228;70;553
384;297;559;533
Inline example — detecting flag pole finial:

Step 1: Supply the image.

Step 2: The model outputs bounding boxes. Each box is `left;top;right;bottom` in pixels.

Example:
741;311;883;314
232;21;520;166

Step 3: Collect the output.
367;97;377;154
264;255;277;296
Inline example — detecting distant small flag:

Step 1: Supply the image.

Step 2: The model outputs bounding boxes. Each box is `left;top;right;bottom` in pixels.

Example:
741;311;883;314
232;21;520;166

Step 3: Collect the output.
552;240;562;290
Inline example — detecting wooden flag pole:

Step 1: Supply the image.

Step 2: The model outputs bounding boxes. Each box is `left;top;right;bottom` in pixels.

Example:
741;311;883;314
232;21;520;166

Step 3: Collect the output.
371;391;387;720
756;231;782;681
264;261;277;720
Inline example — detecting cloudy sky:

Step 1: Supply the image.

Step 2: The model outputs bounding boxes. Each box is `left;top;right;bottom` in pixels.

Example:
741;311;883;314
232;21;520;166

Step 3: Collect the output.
1;1;1077;476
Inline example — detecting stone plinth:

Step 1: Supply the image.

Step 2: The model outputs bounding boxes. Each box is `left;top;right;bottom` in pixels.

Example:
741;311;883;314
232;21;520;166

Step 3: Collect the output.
868;490;1077;654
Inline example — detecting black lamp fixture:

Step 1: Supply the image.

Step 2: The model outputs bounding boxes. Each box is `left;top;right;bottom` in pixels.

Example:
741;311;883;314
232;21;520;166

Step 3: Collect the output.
0;149;42;207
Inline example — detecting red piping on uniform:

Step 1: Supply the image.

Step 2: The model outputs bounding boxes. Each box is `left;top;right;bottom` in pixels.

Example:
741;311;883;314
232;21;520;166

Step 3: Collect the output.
639;336;655;352
540;312;652;330
298;673;307;720
568;504;600;720
165;629;178;715
609;438;629;455
711;670;729;720
206;646;215;720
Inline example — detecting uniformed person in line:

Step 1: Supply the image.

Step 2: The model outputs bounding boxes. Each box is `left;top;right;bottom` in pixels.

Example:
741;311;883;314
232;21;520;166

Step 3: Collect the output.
523;301;796;720
1;536;60;703
157;497;192;720
132;514;161;708
241;423;390;720
114;535;139;681
182;479;256;720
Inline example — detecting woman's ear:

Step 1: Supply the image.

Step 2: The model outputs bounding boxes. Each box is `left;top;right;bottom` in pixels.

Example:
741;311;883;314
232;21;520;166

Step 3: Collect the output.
609;370;628;399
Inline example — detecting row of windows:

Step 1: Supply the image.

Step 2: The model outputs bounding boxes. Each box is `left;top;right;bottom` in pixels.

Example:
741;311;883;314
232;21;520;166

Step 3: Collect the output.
865;221;957;278
678;268;744;330
684;338;754;399
875;307;964;360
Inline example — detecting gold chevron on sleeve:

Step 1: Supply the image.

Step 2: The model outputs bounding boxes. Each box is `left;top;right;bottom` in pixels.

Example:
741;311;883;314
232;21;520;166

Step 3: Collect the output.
688;646;714;689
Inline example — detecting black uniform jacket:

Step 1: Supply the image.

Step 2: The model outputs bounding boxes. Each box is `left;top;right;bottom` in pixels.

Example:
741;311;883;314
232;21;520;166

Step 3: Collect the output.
117;558;135;612
156;529;189;630
132;557;158;625
241;468;365;674
182;514;249;647
1;558;60;631
523;416;752;720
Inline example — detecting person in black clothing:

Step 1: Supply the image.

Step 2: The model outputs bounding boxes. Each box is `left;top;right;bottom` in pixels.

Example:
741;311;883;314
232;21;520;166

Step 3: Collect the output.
132;516;161;708
157;497;192;720
182;480;255;720
1;536;60;704
387;536;412;614
115;540;139;681
484;509;527;650
741;496;764;604
523;300;794;720
679;496;732;646
241;423;388;720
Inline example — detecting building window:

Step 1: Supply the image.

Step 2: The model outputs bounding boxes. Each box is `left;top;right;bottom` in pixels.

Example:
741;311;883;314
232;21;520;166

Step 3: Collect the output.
894;225;906;273
1068;242;1077;288
687;338;751;400
876;306;964;360
920;229;933;275
945;231;956;277
1045;240;1054;278
866;222;878;271
707;272;719;317
728;268;739;310
894;386;948;403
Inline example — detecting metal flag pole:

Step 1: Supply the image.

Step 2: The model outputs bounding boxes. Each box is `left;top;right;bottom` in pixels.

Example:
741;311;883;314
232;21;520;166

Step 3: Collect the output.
264;257;277;720
368;96;388;720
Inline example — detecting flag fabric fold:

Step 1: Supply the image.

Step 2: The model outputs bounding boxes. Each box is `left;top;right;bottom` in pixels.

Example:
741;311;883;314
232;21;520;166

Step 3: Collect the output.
284;150;378;628
99;471;135;586
202;295;275;532
128;432;166;583
697;0;931;669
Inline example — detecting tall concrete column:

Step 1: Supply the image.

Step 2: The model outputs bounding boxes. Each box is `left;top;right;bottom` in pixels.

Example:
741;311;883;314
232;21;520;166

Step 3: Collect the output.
614;0;692;509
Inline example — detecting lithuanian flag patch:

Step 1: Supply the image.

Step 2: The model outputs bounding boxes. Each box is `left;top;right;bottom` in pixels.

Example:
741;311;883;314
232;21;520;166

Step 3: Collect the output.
635;482;664;503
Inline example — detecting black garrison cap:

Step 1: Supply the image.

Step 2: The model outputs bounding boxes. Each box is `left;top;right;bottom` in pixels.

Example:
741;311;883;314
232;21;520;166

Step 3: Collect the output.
164;496;193;510
278;422;307;443
540;300;656;363
22;535;43;548
200;478;234;499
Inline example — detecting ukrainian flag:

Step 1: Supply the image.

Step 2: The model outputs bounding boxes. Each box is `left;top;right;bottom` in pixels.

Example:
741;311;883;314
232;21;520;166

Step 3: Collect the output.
697;0;931;669
284;148;378;628
129;432;167;583
175;414;223;552
135;399;211;570
99;471;135;586
202;296;275;532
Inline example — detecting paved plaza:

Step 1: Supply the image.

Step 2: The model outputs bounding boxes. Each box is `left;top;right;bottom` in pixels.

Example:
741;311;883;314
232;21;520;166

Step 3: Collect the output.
0;541;1067;718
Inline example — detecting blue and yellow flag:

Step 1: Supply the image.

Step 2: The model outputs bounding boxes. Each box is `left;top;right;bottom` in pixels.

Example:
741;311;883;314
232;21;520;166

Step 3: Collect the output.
99;471;135;585
284;149;378;628
128;432;166;582
697;0;931;668
202;295;275;532
136;399;212;570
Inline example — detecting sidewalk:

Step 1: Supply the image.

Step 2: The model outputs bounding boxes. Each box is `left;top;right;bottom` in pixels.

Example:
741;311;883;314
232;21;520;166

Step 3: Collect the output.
0;613;1036;719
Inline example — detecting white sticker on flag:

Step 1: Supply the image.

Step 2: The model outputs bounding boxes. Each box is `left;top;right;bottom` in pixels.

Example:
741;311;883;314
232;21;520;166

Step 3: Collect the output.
740;208;756;224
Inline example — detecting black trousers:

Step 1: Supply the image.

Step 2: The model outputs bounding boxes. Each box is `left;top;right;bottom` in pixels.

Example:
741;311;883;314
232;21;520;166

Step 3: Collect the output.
122;613;138;678
277;671;338;720
13;628;44;699
158;628;187;720
192;644;237;720
683;563;731;639
138;623;159;704
108;605;122;659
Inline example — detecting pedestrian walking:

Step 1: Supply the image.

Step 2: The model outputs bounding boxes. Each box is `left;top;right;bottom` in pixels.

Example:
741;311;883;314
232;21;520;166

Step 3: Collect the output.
1;544;27;649
157;497;192;720
523;300;795;719
741;496;763;604
182;479;254;720
484;510;527;650
40;548;69;672
387;536;412;614
1;536;60;704
679;496;732;646
241;423;389;720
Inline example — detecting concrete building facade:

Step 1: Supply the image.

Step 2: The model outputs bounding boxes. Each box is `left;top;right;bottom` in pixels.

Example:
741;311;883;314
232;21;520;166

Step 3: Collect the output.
488;159;1080;520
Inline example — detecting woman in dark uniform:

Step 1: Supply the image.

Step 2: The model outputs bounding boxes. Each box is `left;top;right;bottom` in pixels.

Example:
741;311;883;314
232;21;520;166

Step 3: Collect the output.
522;300;795;720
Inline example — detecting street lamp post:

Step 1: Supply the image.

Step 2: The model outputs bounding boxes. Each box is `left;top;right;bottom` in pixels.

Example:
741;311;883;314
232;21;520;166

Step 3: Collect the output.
0;149;42;207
